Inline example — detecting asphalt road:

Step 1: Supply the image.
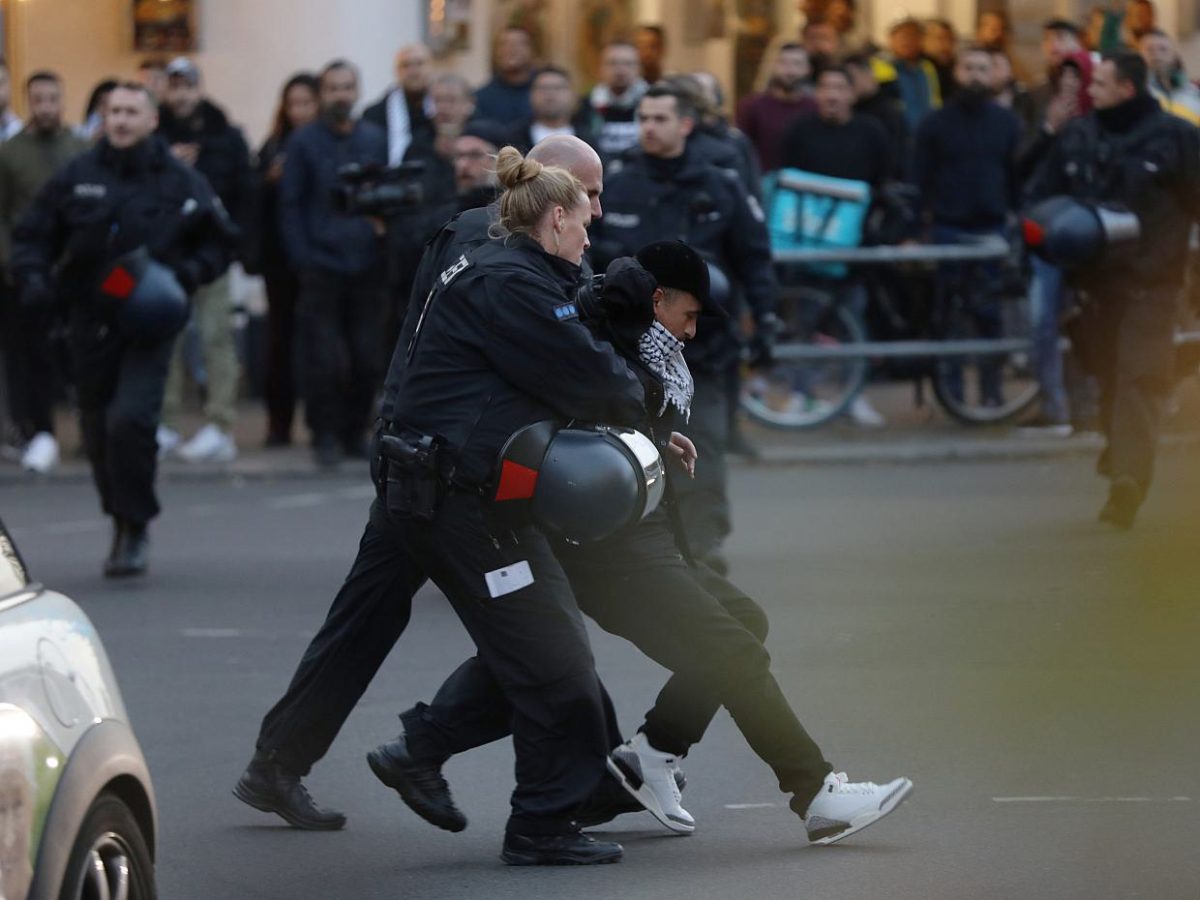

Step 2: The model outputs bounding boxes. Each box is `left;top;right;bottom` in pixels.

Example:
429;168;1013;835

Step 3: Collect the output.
4;453;1200;900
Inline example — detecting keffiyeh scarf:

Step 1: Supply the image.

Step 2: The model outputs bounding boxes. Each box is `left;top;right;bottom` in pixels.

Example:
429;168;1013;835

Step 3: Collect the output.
638;321;694;422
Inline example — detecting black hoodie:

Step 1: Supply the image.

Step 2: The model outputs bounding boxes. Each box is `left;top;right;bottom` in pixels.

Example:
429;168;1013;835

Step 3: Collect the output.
158;99;254;232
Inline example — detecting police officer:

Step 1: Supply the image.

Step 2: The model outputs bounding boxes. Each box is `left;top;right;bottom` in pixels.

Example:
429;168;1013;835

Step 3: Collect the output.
11;82;233;576
1029;51;1200;528
589;83;778;570
234;136;608;837
390;241;914;847
242;146;645;866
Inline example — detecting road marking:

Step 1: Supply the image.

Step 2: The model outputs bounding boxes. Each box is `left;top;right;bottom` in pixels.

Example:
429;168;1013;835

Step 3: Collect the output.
39;519;105;535
267;493;328;509
181;628;244;638
992;796;1192;803
725;802;782;810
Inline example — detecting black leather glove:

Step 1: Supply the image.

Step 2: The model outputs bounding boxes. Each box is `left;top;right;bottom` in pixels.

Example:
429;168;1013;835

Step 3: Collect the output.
171;261;200;294
746;312;781;368
600;257;657;329
17;272;54;309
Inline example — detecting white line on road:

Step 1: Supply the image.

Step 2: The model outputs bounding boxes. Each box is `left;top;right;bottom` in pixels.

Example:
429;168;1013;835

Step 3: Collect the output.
267;493;329;509
181;628;244;638
725;802;783;809
39;519;105;535
992;796;1192;803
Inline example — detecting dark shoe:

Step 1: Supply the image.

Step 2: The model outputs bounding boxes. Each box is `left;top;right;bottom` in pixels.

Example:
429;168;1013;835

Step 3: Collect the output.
103;521;148;578
573;768;688;827
1098;475;1143;530
501;830;623;866
367;737;467;832
233;750;346;831
313;434;342;468
264;431;292;448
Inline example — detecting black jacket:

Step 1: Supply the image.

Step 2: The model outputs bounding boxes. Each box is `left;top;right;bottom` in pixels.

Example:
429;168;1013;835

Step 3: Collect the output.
589;146;777;373
157;99;254;232
362;88;434;161
11;136;234;316
387;236;645;487
1028;94;1200;290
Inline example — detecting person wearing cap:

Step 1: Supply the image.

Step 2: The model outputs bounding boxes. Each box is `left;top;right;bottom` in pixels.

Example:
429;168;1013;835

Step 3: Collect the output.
383;239;915;848
10;82;234;576
156;56;254;465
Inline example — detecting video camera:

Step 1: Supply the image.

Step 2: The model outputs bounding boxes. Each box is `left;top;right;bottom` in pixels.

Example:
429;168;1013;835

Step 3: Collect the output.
331;161;426;217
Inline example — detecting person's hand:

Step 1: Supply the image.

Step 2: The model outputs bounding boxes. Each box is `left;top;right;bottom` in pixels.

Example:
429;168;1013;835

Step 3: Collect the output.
367;215;388;237
171;142;200;166
667;431;698;478
1044;91;1077;133
266;155;286;183
600;257;657;327
746;312;780;369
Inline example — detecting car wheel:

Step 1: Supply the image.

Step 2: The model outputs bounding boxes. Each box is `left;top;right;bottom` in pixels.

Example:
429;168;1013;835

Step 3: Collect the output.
60;792;156;900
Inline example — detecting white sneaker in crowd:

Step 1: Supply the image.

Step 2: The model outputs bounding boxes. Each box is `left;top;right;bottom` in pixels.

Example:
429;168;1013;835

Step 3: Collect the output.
803;771;914;845
607;733;695;834
847;395;886;428
156;425;181;460
21;432;59;474
178;423;237;463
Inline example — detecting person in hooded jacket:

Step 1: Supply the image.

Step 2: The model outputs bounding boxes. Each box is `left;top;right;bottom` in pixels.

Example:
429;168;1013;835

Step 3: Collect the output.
156;57;254;464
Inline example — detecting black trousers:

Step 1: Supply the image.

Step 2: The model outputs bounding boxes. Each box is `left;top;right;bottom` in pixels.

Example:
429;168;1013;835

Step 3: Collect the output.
260;496;610;836
68;315;173;526
1093;287;1179;492
262;267;300;440
403;514;833;815
296;268;383;443
2;291;58;438
670;372;731;559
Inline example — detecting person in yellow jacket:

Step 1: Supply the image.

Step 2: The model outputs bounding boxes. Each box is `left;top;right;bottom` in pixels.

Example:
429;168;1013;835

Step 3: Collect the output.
1139;28;1200;125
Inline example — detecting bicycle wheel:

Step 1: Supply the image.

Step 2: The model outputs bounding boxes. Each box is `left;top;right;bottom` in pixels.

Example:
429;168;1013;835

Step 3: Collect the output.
932;287;1041;425
741;285;869;429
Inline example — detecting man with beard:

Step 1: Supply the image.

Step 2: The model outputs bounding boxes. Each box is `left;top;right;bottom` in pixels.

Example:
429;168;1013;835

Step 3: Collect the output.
280;60;388;467
915;44;1020;410
736;44;816;173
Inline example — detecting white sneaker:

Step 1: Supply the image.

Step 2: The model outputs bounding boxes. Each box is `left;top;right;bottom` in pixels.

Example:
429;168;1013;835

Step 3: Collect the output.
21;432;59;474
607;733;695;834
803;771;913;845
178;423;237;463
157;425;181;460
848;395;886;427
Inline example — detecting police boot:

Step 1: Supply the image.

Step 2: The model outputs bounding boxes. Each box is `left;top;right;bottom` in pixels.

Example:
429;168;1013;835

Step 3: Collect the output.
367;735;467;832
233;749;347;831
1098;475;1143;530
501;829;623;866
103;519;149;578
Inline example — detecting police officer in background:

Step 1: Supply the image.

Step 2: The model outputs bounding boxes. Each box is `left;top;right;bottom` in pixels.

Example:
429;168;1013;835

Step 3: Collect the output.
590;83;777;570
1029;51;1200;528
11;82;233;575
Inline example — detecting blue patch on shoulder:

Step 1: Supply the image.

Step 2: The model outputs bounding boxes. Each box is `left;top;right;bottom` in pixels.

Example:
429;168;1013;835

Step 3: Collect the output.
554;302;579;321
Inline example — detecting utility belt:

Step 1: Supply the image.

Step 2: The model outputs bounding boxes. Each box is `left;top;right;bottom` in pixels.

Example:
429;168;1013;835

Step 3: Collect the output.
375;422;474;521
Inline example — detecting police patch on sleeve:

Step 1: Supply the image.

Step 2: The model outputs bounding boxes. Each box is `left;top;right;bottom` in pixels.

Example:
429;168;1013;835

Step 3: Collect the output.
553;302;579;321
440;254;471;285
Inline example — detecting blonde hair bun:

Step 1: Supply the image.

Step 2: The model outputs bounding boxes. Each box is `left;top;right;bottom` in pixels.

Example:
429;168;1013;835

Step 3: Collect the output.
496;146;544;190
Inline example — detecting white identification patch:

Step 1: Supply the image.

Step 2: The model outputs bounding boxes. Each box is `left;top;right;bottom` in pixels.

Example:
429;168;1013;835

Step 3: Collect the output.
484;561;534;599
440;254;470;285
605;212;641;229
74;183;107;198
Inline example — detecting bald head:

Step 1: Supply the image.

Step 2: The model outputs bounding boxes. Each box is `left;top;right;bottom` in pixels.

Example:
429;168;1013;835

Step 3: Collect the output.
396;43;432;94
528;134;604;218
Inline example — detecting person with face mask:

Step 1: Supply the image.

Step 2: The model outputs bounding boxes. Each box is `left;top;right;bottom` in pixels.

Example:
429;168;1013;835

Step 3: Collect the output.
915;44;1021;410
278;59;388;467
0;71;88;474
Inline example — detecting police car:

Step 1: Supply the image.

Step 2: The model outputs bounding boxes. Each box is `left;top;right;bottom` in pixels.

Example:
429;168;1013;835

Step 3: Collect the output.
0;518;157;899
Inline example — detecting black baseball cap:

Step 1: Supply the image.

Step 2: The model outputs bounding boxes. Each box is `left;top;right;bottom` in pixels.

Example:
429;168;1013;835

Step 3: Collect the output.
635;240;727;319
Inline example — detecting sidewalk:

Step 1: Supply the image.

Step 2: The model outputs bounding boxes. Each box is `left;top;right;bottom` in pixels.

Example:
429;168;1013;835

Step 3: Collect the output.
3;379;1199;483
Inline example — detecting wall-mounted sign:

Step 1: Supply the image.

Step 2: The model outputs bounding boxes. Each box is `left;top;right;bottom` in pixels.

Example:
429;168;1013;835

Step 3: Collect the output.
133;0;197;53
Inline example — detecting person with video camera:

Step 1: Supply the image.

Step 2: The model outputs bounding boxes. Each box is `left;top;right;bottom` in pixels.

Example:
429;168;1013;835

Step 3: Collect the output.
279;59;388;467
1028;51;1200;528
10;82;233;577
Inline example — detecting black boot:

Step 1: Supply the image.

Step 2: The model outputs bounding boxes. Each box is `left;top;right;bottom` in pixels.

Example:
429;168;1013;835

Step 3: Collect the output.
367;735;467;832
572;773;644;827
104;520;149;578
233;749;347;831
501;830;624;866
1098;475;1143;530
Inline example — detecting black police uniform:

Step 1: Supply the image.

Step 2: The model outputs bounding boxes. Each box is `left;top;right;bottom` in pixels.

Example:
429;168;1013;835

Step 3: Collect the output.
590;145;777;560
11;137;231;530
1030;93;1200;517
400;288;834;818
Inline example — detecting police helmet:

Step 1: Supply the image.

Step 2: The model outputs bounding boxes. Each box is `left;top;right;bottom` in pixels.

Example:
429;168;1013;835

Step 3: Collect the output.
1023;196;1141;270
99;246;190;344
491;422;665;544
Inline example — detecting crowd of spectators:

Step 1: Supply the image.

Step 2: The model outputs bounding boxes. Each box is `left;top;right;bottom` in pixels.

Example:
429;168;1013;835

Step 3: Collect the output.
0;1;1196;470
